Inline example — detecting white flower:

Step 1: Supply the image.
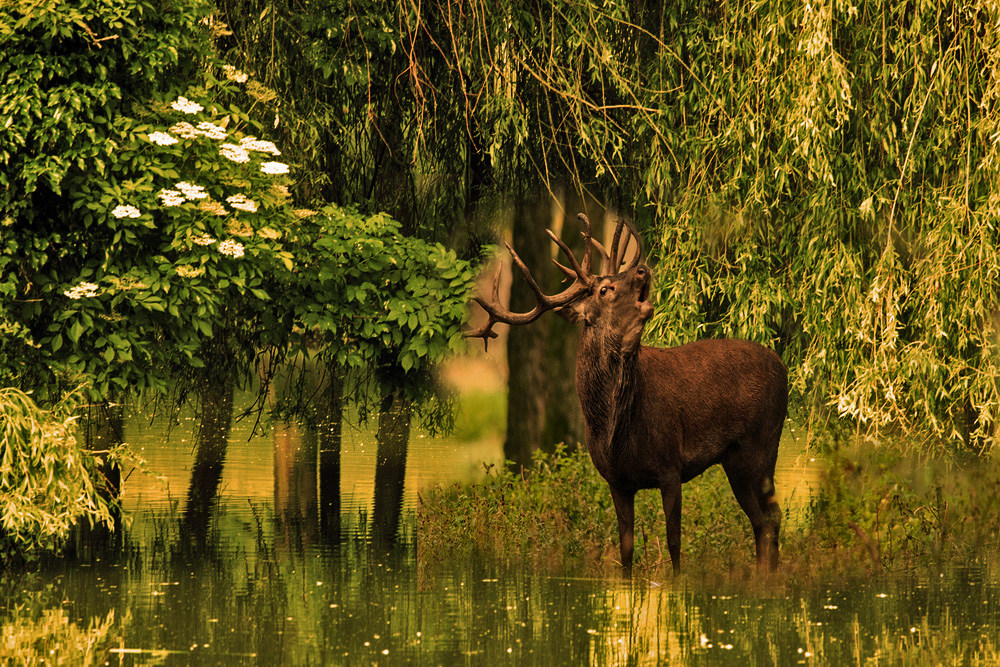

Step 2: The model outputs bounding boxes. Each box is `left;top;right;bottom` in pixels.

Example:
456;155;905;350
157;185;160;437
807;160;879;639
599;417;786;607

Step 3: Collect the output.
219;143;250;163
260;161;289;175
169;122;200;139
240;136;281;156
112;204;141;218
175;265;205;278
226;194;258;212
258;227;280;240
175;181;208;200
196;121;228;141
192;234;216;246
222;64;249;83
158;189;186;207
147;131;178;146
197;199;228;216
171;96;203;114
218;239;245;258
64;282;99;299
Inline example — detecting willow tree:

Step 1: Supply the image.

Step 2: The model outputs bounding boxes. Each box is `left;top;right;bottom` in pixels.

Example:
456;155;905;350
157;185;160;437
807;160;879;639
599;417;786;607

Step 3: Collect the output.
211;0;1000;455
400;0;1000;454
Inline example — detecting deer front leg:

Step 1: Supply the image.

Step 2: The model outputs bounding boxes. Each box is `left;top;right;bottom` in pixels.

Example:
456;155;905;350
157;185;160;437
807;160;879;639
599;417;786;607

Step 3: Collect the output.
660;477;682;574
609;487;636;576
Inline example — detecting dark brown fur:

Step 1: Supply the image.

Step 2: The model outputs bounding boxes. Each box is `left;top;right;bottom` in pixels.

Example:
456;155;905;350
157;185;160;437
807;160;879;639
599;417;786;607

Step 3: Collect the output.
468;216;787;574
561;265;787;574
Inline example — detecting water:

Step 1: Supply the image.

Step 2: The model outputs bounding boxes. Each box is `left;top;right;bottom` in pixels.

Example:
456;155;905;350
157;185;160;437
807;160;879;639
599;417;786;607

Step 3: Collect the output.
3;402;1000;664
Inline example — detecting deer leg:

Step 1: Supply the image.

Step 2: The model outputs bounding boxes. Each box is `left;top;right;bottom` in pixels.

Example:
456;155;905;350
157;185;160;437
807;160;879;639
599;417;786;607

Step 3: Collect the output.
760;477;781;570
723;463;780;571
660;477;682;574
609;487;636;575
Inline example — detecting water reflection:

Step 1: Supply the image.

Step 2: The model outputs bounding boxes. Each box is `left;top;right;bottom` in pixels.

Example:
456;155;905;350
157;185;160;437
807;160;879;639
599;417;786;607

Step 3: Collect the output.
7;535;998;664
4;401;1000;664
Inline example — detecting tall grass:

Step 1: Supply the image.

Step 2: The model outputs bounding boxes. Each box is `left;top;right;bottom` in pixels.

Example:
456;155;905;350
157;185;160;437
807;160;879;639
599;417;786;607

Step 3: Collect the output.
418;439;1000;582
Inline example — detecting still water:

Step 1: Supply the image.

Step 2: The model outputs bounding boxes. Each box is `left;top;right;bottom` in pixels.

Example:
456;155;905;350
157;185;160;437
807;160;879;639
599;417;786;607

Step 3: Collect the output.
3;397;1000;664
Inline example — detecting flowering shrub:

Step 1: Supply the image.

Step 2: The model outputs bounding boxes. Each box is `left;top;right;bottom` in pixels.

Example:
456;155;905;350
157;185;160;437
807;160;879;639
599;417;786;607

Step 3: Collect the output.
0;0;478;408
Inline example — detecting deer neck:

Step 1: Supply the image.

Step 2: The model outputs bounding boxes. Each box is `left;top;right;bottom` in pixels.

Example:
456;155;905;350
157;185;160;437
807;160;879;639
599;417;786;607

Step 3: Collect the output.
575;328;641;469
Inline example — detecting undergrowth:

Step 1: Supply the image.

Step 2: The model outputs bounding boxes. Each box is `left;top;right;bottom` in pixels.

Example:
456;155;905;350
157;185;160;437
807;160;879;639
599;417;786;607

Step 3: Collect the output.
418;441;1000;583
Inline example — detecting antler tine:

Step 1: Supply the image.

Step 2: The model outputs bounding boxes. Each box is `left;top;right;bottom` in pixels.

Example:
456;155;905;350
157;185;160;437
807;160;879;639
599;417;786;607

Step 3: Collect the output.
624;219;645;270
545;229;589;282
489;262;503;303
585;237;613;275
576;213;595;275
465;226;596;350
608;217;645;274
609;218;626;272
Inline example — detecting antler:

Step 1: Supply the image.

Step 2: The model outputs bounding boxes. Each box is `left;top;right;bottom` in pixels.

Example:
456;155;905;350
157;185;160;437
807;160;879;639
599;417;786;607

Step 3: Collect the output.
594;216;645;275
465;214;645;349
466;214;599;349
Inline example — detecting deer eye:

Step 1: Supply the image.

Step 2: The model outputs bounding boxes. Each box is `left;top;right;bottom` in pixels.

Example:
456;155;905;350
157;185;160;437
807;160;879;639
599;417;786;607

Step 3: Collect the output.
599;285;612;297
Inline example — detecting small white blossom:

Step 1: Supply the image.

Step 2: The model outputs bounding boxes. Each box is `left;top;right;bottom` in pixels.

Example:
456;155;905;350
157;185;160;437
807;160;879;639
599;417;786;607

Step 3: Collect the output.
158;189;186;207
169;122;200;139
260;161;289;175
218;239;245;258
219;143;250;163
192;235;216;246
196;121;228;141
64;282;99;299
147;131;178;146
258;227;280;240
175;265;205;278
176;181;208;200
226;194;258;213
222;64;249;83
112;204;141;218
197;199;228;216
240;136;281;156
171;96;203;114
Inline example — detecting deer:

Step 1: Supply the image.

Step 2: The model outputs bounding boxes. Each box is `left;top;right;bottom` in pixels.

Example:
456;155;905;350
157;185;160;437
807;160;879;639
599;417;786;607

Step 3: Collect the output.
467;214;787;575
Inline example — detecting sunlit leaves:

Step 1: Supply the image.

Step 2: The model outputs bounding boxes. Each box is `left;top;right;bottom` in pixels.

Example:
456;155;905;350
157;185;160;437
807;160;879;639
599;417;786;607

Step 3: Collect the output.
0;388;115;558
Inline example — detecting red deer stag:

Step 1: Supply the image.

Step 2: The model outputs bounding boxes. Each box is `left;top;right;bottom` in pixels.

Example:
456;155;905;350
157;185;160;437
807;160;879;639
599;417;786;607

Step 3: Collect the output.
468;214;787;574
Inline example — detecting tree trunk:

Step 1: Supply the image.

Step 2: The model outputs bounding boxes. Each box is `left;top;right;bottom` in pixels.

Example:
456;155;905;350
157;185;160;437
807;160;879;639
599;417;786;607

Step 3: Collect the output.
372;388;412;547
273;418;318;550
72;399;124;559
504;193;552;470
317;366;345;538
504;190;589;469
184;371;235;549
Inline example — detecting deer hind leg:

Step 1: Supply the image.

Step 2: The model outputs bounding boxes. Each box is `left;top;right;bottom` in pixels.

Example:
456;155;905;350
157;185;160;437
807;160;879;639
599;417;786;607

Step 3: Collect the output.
659;474;682;575
723;460;781;571
609;487;636;576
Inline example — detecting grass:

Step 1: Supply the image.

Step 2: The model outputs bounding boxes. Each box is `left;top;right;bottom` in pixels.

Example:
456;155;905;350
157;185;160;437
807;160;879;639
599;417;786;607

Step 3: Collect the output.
418;432;1000;584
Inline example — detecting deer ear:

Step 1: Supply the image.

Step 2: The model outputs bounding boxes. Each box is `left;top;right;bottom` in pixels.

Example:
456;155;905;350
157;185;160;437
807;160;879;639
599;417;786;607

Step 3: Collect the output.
556;302;589;325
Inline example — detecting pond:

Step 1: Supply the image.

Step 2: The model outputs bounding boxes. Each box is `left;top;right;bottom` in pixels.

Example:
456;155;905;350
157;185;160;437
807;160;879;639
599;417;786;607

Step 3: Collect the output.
3;388;1000;664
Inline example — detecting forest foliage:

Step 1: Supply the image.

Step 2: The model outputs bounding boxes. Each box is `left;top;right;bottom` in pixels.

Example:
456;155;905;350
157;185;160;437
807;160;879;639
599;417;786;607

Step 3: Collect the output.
0;0;477;410
4;0;1000;459
217;0;1000;453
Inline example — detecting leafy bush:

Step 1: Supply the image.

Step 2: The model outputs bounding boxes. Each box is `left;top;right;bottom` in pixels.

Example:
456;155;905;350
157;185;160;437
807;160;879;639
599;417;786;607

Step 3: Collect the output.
1;0;479;416
0;389;117;559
